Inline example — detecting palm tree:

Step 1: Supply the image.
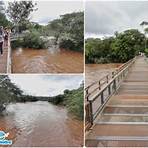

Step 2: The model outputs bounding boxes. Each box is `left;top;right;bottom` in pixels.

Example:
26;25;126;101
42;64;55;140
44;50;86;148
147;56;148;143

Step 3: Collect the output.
140;21;148;50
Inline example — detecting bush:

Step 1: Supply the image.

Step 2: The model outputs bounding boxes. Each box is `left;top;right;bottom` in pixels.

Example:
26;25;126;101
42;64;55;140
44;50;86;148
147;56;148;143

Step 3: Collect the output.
50;95;64;105
11;31;47;49
22;31;46;49
59;39;75;50
64;87;84;120
11;39;23;49
48;86;84;120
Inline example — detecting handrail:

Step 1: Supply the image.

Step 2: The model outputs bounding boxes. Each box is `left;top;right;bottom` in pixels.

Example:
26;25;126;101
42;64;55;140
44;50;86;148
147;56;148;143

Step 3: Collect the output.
85;58;134;101
85;57;136;131
7;36;11;73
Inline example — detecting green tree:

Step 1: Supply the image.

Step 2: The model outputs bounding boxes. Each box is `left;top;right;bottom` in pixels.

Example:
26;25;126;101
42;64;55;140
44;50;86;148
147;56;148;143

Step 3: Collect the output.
0;1;12;27
59;12;84;51
49;19;63;44
47;12;84;51
111;29;145;62
0;75;23;113
7;1;37;33
85;37;114;63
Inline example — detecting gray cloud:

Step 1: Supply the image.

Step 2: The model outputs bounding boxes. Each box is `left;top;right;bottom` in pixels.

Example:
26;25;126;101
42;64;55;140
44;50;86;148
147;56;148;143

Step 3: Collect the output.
9;75;83;97
85;1;148;37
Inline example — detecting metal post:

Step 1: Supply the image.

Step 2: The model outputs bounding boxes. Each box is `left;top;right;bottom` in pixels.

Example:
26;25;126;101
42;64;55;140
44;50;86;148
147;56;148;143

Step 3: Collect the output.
112;72;114;78
108;84;111;95
86;89;89;101
99;81;101;90
89;101;93;126
113;79;116;91
101;91;104;104
106;75;109;83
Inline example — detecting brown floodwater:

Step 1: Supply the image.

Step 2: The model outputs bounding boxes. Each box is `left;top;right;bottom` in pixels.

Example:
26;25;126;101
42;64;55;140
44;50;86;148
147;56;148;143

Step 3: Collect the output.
0;101;83;147
85;63;122;87
12;48;84;73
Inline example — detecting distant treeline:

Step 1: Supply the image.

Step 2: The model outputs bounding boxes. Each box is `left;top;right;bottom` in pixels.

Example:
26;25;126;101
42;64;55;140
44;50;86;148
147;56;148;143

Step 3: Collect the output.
86;29;146;64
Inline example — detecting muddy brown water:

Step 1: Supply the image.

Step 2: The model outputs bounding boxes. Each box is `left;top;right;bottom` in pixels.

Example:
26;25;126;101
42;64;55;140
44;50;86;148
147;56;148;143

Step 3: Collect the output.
0;101;83;147
12;48;84;73
85;63;122;87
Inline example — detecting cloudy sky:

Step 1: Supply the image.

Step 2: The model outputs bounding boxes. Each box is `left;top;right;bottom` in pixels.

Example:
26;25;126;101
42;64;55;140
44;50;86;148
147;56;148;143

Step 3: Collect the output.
4;1;83;25
85;1;148;38
9;75;83;97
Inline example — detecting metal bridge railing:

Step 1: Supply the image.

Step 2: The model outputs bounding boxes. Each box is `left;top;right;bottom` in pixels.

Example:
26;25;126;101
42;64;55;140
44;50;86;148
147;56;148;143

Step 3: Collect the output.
85;57;136;131
7;36;11;73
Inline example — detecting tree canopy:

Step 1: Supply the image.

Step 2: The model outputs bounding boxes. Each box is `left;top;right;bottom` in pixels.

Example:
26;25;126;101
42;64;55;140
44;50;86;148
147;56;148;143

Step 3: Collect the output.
86;29;145;63
7;1;37;33
0;1;12;27
47;12;84;51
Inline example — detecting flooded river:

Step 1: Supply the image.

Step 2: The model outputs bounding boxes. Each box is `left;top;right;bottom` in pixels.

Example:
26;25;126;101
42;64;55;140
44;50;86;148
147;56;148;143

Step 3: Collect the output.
85;63;122;87
12;48;84;73
0;101;83;147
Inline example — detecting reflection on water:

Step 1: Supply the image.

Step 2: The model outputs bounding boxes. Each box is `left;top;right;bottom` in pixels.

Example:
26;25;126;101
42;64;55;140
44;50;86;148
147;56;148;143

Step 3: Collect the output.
85;63;122;87
0;101;83;147
12;48;84;73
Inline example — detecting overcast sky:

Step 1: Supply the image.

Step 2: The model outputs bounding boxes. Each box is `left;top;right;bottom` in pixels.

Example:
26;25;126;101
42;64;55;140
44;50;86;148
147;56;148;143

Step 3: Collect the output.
9;75;83;97
4;1;83;25
85;1;148;38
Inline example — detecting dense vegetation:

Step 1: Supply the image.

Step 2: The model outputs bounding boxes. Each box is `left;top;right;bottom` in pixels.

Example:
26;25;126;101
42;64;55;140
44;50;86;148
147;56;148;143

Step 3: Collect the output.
48;12;84;51
0;1;12;28
86;29;145;63
49;85;84;120
5;1;84;51
0;75;23;113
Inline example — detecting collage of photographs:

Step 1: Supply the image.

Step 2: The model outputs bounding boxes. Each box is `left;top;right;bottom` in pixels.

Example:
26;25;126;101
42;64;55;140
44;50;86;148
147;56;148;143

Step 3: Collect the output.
0;0;148;147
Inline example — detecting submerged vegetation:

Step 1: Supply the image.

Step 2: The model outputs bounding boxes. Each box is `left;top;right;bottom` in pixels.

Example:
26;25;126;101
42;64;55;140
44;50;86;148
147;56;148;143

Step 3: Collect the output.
86;29;145;63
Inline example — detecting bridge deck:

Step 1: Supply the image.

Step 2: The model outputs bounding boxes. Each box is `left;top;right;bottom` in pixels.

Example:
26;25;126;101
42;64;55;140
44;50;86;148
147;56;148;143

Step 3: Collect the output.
0;41;9;73
86;56;148;147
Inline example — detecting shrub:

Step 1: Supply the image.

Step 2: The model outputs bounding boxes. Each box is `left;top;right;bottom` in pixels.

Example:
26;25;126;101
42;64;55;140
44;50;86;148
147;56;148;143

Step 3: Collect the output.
11;30;47;49
22;31;46;49
64;87;84;120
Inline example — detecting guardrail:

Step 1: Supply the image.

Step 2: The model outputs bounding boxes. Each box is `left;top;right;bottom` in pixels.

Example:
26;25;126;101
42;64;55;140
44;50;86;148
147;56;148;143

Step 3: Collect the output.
85;58;136;130
7;36;11;73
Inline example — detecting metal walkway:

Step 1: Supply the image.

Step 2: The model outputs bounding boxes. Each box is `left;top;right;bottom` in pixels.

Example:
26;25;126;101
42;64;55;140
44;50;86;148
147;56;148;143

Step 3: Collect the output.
85;56;148;147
